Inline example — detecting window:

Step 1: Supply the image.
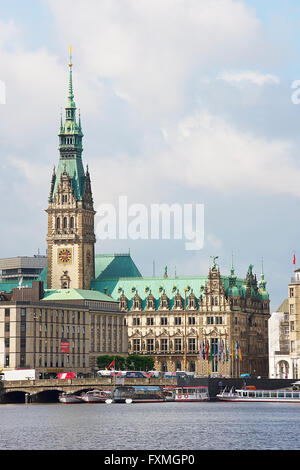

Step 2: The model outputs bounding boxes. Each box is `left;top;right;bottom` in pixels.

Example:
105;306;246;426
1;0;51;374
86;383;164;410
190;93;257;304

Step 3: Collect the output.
175;338;182;351
216;316;222;325
289;288;294;298
290;304;295;314
147;317;154;326
175;317;182;325
133;339;140;352
147;339;154;352
290;321;295;331
188;338;196;352
133;317;140;326
188;317;196;325
161;339;168;351
161;317;168;326
207;317;214;325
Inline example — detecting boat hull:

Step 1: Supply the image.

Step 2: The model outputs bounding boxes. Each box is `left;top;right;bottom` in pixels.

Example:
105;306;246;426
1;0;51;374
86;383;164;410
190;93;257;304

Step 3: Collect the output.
80;389;112;403
59;395;82;404
217;396;300;403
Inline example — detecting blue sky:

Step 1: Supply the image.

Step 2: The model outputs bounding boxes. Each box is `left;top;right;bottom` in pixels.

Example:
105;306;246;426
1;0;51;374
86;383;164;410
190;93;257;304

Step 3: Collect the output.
1;0;300;311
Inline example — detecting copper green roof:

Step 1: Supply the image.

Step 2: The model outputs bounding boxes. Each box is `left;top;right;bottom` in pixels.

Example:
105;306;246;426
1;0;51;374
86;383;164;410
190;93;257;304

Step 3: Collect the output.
94;253;142;281
0;280;34;293
42;288;117;302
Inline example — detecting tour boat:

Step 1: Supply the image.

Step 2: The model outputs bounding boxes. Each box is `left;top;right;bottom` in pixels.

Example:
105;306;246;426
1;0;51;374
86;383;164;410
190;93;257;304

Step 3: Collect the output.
80;389;112;403
163;385;210;402
106;385;166;404
217;383;300;403
58;392;83;404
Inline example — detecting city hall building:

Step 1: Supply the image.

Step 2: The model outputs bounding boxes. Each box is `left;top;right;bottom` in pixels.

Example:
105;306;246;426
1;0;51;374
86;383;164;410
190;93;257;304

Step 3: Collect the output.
0;53;270;377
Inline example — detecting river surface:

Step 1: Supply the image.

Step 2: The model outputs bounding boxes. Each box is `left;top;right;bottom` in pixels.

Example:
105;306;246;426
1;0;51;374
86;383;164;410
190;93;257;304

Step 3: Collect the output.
0;401;299;450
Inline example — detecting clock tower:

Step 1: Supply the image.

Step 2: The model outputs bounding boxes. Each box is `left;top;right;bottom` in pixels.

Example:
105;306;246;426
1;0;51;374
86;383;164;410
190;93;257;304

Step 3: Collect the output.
46;48;96;290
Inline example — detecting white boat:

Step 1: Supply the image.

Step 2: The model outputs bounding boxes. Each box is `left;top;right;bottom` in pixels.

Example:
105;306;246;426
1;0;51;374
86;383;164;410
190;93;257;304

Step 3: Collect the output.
59;392;82;404
80;389;112;403
164;386;210;402
217;383;300;403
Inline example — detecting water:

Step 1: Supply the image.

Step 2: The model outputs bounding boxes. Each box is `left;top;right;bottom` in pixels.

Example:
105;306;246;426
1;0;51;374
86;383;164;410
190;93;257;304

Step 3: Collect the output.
0;402;299;450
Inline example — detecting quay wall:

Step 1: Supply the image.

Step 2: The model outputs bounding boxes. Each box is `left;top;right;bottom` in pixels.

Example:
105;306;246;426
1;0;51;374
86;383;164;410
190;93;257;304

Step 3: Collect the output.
180;377;297;399
0;376;297;403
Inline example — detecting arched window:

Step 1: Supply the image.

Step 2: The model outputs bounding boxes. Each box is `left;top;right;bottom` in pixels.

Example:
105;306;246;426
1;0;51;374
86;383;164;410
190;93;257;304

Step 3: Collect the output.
70;217;74;229
63;217;68;229
56;217;60;229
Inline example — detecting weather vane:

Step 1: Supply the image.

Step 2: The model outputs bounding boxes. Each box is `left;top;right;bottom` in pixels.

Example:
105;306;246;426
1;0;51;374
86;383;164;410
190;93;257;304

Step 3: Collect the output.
69;45;73;67
210;255;219;269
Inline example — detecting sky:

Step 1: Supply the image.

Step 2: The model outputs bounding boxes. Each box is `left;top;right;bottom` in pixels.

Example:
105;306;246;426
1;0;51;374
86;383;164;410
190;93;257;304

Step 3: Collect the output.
1;0;300;311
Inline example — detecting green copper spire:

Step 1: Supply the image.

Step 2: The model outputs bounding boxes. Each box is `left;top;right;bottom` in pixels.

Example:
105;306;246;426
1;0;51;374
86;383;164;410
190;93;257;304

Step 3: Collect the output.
259;257;267;290
67;45;75;109
50;47;86;202
230;251;235;276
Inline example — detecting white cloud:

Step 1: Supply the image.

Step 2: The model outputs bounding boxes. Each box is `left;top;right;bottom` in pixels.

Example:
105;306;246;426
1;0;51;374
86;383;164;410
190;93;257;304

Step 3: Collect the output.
47;0;269;119
218;70;280;86
160;110;300;197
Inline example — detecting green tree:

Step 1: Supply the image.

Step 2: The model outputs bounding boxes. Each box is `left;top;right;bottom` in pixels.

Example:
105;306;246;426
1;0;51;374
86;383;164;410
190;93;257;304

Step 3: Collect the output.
125;355;154;371
96;355;127;370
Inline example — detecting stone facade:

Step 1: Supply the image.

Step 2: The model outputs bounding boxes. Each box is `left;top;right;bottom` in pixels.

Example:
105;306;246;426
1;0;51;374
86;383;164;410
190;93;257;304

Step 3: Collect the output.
0;283;127;375
268;300;291;378
287;269;300;379
119;264;270;377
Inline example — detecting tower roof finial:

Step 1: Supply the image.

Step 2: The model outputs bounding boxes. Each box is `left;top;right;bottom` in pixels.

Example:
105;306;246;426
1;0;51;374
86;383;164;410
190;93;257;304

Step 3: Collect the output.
68;45;75;107
69;45;73;68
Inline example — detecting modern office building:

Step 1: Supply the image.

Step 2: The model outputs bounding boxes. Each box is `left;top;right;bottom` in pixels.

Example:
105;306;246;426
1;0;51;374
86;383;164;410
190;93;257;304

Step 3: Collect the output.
0;256;47;283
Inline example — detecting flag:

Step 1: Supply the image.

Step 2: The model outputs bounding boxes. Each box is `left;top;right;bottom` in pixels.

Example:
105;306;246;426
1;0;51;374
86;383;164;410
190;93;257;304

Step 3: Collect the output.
18;277;23;288
293;253;296;265
235;342;239;360
206;340;209;360
239;344;242;361
106;359;115;370
209;340;213;361
220;340;224;362
202;340;206;360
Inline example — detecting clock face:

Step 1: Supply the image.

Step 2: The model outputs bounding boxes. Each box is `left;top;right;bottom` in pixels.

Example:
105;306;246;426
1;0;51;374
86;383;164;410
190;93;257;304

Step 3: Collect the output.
58;248;72;264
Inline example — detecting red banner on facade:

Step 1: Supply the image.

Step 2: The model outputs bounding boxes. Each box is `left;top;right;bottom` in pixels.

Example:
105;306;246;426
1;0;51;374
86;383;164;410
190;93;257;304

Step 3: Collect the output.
60;341;69;353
